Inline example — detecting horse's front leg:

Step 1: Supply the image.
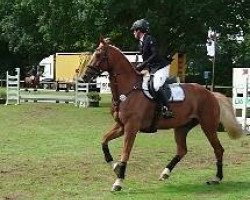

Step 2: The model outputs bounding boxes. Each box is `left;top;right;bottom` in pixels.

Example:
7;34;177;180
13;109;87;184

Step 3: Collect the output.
102;123;124;166
112;120;138;191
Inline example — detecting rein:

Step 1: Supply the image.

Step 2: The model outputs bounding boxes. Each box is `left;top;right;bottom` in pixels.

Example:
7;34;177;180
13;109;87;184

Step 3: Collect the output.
109;65;142;112
87;46;143;112
110;72;142;111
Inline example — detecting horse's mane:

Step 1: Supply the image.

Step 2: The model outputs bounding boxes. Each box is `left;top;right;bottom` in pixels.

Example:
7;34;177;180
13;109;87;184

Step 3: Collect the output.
108;45;136;70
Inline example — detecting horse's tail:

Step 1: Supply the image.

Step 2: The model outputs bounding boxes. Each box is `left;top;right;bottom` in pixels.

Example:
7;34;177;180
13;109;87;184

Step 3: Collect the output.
213;92;245;139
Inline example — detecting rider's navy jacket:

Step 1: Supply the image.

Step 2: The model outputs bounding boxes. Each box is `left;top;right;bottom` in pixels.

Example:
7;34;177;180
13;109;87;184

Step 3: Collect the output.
138;34;167;73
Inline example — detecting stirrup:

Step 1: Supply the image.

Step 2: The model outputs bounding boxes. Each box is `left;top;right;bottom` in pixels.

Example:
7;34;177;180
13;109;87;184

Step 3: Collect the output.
162;107;174;118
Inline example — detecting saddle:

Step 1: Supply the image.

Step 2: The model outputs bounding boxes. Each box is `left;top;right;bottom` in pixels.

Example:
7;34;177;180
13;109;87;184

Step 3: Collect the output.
140;73;185;133
142;74;185;102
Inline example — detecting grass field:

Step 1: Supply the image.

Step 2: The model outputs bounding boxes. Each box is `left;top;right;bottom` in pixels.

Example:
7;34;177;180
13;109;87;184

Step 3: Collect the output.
0;94;250;200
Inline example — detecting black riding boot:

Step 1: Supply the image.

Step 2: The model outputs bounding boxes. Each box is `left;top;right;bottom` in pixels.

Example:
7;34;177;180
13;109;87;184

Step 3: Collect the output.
157;86;174;118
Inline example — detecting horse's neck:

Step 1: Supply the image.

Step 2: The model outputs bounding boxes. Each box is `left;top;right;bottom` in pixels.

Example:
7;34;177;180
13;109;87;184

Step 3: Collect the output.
109;54;140;98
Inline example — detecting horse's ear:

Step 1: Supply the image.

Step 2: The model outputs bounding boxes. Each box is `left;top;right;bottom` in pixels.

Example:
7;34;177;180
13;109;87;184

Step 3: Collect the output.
99;35;104;42
99;35;107;46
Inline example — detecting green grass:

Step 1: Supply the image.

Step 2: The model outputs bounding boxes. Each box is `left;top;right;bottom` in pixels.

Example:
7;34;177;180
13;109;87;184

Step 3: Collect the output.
0;94;250;200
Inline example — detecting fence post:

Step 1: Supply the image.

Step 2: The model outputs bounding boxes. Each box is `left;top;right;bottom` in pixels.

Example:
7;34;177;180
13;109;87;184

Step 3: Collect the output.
5;68;20;105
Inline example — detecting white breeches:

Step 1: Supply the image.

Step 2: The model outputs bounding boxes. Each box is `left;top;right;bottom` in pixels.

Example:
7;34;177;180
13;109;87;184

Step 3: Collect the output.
153;65;170;91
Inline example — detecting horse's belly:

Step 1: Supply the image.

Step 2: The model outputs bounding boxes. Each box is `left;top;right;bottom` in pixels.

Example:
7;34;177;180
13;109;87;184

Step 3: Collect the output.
157;117;193;129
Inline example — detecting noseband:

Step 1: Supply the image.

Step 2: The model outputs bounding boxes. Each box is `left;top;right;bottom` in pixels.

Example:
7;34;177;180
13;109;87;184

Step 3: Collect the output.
86;47;110;77
86;46;142;112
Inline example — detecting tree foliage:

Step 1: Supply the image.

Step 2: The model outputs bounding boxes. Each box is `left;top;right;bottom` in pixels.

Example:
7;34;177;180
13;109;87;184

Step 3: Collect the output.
0;0;249;84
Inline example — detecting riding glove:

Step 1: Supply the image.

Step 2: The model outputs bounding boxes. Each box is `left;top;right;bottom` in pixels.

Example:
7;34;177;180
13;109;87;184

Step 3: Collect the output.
136;62;147;71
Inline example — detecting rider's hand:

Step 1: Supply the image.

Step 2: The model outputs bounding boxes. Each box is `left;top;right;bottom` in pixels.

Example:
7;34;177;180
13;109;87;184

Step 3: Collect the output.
136;63;145;71
140;69;149;75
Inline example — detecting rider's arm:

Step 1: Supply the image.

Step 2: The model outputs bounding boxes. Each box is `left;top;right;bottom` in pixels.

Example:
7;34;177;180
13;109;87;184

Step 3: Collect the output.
140;37;158;67
143;45;157;64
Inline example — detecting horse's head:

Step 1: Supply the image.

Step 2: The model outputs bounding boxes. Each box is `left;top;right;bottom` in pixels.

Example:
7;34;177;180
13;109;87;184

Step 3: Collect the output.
82;37;113;83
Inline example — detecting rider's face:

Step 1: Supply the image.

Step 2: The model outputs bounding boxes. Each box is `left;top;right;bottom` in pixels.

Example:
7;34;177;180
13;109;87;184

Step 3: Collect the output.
133;30;140;40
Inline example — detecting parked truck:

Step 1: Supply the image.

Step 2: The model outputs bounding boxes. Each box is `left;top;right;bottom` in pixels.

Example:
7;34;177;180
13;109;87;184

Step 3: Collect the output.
38;52;186;91
39;52;92;82
39;52;144;82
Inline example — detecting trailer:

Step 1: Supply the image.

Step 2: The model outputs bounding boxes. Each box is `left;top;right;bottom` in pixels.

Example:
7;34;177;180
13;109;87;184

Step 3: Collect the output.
38;52;186;92
39;52;92;82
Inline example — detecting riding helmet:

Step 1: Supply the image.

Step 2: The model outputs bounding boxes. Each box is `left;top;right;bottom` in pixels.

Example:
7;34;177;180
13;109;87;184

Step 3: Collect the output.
130;19;150;32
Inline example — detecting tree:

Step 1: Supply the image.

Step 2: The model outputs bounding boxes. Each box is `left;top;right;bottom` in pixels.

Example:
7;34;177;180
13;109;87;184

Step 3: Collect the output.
0;0;249;86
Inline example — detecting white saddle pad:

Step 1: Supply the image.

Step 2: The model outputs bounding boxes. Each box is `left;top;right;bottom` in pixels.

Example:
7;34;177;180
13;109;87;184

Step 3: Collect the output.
142;75;185;102
168;84;185;101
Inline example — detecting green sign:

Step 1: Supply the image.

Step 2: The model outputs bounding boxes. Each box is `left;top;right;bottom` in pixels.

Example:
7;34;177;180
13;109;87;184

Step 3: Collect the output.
234;97;250;105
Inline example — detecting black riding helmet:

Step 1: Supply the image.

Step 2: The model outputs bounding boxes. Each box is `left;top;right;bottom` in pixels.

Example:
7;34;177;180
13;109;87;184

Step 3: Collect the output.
130;19;150;33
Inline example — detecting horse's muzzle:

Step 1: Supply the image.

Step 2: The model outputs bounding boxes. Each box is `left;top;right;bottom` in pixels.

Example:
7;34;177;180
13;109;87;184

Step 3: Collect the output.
83;65;102;82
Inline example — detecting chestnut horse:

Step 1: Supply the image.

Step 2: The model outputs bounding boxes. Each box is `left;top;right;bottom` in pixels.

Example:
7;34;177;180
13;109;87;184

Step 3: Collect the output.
24;71;42;91
82;38;244;191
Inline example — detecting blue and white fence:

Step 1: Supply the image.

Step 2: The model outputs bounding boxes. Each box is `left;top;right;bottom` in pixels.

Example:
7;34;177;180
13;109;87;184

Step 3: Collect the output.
5;68;20;105
233;68;250;132
5;68;93;107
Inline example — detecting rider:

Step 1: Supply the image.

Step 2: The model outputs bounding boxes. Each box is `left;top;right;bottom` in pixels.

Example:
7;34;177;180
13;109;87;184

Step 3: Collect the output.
130;18;173;118
28;66;37;76
26;66;37;82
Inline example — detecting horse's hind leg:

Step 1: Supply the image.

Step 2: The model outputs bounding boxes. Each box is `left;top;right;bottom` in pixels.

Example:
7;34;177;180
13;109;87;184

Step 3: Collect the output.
200;121;224;184
159;119;198;180
102;122;124;166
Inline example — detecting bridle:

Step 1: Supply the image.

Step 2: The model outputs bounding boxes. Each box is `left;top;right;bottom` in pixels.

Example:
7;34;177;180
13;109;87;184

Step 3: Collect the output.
85;45;142;111
85;47;109;79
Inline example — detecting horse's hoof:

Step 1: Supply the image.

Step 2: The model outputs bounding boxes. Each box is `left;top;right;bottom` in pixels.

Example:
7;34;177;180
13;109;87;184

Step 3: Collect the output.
111;178;123;192
159;168;170;181
159;173;170;181
206;177;221;185
111;184;122;192
206;180;221;185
